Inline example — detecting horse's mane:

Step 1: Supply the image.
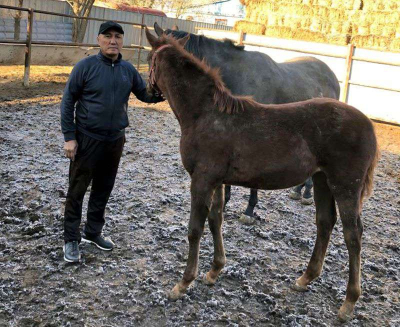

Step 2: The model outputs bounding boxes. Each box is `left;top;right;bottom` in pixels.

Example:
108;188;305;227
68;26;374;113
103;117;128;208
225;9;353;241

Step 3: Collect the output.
158;35;256;115
164;29;245;61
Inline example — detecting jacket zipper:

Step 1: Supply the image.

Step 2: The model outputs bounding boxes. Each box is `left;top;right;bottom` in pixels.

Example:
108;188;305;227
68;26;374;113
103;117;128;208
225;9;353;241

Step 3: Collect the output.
109;62;115;135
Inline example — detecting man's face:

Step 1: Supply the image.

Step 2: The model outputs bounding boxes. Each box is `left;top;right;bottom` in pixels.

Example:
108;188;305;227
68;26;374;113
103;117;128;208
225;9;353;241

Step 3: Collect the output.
97;29;123;59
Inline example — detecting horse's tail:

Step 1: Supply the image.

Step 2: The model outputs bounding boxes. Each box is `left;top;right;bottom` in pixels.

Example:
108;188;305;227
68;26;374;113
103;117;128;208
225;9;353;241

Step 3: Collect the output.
359;140;380;210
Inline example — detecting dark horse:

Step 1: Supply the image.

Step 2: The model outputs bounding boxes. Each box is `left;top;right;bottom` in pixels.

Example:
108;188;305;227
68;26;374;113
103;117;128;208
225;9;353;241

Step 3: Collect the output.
154;22;340;218
145;29;379;321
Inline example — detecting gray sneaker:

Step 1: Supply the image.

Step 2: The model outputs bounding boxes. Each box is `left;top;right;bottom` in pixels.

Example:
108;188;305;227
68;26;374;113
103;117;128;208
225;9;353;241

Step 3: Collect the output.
82;232;114;251
63;241;81;263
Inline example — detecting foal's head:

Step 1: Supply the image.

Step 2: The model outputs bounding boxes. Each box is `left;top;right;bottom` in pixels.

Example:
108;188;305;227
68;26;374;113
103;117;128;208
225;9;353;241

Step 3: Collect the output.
145;28;189;97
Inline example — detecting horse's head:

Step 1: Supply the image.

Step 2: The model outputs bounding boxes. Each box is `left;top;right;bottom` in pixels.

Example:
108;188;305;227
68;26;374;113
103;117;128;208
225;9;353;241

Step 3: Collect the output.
145;27;189;97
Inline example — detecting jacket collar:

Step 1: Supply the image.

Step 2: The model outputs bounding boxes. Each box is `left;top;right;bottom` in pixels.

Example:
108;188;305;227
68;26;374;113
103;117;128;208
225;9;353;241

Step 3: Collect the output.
97;51;122;65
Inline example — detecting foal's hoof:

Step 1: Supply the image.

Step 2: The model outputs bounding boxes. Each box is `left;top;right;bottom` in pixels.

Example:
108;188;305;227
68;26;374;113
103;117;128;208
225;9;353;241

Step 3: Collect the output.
338;301;355;322
239;214;255;225
168;284;186;301
203;272;217;286
301;197;313;205
292;279;308;292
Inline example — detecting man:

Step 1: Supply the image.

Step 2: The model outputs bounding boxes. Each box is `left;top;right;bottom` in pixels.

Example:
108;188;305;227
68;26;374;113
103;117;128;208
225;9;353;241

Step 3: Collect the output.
61;21;164;263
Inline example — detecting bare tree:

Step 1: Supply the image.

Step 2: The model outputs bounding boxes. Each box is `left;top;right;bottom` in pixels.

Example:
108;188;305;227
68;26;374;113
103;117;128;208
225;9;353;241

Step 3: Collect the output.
13;0;24;41
116;0;156;7
66;0;96;43
158;0;194;18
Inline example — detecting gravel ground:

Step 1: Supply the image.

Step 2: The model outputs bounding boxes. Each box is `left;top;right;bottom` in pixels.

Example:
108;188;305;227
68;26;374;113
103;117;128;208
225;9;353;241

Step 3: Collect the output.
0;94;399;327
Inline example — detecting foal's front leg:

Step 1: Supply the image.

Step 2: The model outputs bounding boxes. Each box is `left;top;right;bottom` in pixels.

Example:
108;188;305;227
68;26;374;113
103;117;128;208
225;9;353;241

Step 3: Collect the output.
203;184;226;285
168;178;215;300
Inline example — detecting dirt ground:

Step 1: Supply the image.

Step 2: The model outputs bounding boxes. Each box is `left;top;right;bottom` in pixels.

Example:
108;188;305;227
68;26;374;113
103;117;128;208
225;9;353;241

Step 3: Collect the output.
0;66;399;326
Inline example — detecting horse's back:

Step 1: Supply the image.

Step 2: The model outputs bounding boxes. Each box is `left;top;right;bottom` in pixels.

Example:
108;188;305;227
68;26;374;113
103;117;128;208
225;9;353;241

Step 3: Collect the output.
279;56;340;100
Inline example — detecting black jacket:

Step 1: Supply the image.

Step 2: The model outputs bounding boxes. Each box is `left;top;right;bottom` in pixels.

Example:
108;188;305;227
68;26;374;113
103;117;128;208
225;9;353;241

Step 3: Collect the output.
61;51;163;141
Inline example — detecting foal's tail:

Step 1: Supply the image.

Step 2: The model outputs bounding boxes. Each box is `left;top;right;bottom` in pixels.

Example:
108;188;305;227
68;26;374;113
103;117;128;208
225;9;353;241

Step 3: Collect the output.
359;143;380;209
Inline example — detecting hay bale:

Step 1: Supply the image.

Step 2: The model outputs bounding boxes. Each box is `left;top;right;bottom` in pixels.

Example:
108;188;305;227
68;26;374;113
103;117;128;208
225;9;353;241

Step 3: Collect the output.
264;26;328;43
390;38;400;51
241;0;400;51
317;0;332;6
328;34;351;45
353;24;371;36
233;20;266;35
351;35;392;50
330;0;362;10
352;11;400;26
362;0;400;11
330;21;352;34
313;6;349;21
368;24;396;38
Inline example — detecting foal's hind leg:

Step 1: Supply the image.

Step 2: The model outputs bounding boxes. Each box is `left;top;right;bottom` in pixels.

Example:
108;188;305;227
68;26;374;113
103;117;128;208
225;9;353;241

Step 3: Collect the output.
294;172;337;291
168;177;215;300
203;184;226;285
334;194;364;322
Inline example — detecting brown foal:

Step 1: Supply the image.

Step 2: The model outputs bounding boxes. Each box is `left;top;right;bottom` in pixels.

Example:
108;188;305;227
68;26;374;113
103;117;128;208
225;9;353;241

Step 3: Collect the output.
145;29;379;322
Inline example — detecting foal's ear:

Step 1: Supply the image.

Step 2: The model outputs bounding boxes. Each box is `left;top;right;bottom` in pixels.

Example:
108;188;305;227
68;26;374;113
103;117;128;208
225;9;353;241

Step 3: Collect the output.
145;27;158;48
154;22;164;37
177;34;190;48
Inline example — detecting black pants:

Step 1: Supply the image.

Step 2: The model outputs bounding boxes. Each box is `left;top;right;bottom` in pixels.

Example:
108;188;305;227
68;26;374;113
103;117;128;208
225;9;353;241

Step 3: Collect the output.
63;132;125;243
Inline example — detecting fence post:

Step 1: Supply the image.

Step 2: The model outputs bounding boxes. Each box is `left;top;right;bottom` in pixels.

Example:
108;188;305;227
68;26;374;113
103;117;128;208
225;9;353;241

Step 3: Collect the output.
137;13;145;71
239;30;245;45
340;43;354;103
23;8;33;87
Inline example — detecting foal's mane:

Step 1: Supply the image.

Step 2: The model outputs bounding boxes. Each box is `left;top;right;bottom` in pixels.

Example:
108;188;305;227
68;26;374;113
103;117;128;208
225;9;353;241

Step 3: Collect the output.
158;35;256;115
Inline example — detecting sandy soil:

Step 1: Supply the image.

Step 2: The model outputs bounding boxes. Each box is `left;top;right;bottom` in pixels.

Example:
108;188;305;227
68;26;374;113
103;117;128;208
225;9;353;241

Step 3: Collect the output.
0;65;399;326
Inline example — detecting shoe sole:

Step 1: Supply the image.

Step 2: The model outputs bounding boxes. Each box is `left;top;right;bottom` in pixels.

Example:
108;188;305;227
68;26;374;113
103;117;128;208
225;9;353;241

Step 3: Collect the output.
81;237;113;251
63;245;81;263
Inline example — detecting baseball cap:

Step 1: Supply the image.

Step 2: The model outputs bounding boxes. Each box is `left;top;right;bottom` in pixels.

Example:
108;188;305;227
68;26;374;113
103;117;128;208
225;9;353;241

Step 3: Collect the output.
98;21;124;35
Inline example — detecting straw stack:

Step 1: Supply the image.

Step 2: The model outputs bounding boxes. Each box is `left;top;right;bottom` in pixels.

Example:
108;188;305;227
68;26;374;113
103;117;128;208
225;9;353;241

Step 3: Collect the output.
235;0;400;51
234;21;266;35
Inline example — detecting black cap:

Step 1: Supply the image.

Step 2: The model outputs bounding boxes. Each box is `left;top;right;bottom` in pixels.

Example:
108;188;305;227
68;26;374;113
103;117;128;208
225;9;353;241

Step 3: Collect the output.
98;21;124;35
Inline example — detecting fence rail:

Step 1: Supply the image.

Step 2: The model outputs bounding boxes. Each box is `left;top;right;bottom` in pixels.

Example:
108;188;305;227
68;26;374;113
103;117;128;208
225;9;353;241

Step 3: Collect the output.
0;4;149;86
0;3;232;86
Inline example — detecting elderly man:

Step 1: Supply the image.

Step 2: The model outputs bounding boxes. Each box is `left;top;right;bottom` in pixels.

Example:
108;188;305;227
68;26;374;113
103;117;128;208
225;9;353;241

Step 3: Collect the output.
60;21;164;262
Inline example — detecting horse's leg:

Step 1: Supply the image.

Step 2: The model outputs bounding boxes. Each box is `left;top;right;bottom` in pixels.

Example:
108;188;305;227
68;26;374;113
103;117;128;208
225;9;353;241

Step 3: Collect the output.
223;184;231;211
301;177;314;205
334;194;363;322
289;183;304;200
203;184;226;285
294;172;337;290
243;188;258;217
168;177;215;300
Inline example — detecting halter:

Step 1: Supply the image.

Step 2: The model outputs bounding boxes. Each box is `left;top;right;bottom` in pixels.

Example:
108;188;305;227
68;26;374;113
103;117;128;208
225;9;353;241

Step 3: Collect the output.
149;44;172;96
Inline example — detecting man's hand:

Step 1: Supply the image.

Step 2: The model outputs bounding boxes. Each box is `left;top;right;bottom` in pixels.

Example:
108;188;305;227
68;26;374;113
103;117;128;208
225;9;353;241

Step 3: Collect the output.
64;140;78;161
